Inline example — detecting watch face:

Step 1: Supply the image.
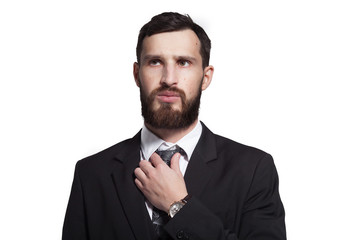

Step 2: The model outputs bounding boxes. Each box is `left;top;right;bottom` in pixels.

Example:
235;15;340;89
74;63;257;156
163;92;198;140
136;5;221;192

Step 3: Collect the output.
169;202;184;218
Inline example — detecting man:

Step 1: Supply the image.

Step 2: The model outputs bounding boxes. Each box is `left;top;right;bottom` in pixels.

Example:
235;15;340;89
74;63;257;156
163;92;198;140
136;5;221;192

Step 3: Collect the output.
63;12;286;240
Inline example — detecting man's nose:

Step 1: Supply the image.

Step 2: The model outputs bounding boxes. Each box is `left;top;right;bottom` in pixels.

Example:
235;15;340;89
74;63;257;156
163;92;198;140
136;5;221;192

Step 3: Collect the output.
161;64;178;87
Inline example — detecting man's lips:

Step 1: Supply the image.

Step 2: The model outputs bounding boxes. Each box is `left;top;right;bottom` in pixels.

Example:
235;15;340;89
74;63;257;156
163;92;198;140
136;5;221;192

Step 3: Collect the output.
156;91;180;103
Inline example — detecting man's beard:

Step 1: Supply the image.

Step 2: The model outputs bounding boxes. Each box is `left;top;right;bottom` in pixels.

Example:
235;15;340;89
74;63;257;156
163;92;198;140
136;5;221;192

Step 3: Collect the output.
139;81;202;130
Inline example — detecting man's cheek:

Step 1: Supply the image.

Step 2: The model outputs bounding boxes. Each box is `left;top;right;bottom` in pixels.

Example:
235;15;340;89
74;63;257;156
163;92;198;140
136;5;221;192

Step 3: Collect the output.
152;101;160;110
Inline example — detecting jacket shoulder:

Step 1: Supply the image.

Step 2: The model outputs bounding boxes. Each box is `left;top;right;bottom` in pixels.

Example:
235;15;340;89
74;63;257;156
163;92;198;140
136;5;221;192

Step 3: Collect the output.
215;134;269;157
212;133;274;170
199;122;273;166
75;131;140;172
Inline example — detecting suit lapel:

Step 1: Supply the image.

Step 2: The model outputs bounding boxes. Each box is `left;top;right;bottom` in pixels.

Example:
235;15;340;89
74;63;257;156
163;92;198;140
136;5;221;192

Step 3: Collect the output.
111;131;155;240
184;123;218;197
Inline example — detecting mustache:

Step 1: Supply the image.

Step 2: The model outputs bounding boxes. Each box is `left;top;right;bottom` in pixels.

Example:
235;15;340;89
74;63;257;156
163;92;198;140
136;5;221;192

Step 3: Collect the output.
148;86;186;103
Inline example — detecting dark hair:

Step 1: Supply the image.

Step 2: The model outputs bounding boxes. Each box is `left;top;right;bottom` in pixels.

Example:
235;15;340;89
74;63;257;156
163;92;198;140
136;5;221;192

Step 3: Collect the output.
136;12;211;68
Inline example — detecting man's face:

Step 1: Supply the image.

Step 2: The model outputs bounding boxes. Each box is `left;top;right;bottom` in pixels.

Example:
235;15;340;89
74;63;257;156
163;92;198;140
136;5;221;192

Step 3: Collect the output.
134;29;213;129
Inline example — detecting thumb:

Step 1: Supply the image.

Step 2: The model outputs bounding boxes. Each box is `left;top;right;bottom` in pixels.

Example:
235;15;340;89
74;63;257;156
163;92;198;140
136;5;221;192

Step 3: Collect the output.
170;153;182;176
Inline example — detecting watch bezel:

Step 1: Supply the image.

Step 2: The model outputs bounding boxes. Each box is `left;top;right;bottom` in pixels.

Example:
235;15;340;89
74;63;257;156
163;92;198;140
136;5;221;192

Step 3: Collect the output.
168;195;191;218
169;201;185;218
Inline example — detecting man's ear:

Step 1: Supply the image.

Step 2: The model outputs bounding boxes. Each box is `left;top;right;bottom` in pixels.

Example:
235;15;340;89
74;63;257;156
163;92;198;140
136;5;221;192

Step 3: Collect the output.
201;65;214;91
133;62;140;87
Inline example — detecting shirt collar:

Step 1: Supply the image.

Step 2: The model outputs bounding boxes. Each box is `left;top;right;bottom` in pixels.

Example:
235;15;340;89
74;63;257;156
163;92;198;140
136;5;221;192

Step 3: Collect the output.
140;121;203;161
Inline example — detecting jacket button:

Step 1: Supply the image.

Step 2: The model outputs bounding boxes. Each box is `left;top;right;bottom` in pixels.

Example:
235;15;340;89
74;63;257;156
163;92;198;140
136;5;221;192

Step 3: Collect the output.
176;230;185;239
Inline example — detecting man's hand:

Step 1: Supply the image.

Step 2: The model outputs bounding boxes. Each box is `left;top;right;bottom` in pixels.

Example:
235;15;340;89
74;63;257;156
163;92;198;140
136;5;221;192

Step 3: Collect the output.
134;152;188;212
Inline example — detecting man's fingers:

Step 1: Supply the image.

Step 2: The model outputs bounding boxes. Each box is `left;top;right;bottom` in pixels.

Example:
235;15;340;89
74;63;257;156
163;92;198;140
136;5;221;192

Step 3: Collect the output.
134;167;147;181
150;152;166;167
134;177;143;189
139;159;154;175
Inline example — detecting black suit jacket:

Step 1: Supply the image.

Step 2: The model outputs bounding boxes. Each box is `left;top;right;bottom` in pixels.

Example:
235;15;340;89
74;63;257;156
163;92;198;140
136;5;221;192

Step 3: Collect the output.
63;123;286;240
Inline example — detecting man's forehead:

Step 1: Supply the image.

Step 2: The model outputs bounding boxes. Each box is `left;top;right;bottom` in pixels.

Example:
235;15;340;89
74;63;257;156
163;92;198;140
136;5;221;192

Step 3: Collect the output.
141;30;201;59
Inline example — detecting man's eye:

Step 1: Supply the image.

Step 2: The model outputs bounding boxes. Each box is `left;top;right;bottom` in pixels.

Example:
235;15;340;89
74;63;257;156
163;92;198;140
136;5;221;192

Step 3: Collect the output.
149;60;161;66
178;60;190;67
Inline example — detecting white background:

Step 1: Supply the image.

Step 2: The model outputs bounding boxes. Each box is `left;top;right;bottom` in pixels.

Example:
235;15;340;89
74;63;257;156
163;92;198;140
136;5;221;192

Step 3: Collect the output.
1;0;361;239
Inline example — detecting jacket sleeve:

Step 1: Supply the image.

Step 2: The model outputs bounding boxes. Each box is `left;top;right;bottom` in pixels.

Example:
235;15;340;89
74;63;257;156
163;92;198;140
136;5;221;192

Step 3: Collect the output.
62;162;88;240
164;154;286;240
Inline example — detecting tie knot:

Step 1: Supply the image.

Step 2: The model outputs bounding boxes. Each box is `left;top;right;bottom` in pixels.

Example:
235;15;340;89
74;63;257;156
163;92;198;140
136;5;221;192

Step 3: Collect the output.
155;145;185;166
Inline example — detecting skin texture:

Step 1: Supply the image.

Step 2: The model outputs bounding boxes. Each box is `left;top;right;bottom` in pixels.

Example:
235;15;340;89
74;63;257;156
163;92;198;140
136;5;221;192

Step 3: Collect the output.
133;29;214;212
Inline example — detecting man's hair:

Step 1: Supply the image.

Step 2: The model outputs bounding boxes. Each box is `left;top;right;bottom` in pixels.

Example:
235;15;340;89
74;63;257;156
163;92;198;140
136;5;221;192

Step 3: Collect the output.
136;12;211;68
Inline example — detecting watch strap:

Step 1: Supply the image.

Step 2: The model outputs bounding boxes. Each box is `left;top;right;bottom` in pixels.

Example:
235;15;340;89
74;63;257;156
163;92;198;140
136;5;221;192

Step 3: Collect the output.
181;194;191;204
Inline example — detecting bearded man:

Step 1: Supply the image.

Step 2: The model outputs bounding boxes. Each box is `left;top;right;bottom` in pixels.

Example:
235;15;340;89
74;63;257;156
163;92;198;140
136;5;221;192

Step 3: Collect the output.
63;12;286;240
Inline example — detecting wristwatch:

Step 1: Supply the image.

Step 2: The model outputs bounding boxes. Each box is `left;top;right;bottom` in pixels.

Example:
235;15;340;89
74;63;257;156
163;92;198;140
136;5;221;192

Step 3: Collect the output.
168;195;191;218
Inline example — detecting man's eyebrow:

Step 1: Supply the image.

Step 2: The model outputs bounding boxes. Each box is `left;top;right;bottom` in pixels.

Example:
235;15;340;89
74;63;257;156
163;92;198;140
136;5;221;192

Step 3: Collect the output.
177;56;197;62
142;55;161;61
141;55;198;62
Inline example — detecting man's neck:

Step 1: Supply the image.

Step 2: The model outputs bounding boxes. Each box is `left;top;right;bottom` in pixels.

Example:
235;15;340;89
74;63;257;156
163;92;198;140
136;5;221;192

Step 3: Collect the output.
145;120;199;143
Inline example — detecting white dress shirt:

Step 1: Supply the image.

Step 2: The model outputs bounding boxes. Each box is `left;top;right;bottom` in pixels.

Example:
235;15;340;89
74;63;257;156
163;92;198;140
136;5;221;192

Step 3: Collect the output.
140;121;203;218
